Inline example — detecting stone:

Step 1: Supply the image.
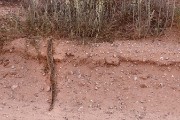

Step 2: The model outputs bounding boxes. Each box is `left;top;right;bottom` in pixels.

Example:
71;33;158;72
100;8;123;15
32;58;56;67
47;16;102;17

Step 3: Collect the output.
11;85;18;90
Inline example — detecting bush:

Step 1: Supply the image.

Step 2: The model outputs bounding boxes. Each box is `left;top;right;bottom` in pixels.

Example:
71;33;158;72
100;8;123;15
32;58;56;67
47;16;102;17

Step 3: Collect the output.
0;0;21;4
21;0;176;39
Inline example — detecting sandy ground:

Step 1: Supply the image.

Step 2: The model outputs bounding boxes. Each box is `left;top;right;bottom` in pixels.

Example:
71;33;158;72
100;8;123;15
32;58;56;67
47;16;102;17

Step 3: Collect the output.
0;4;180;120
0;31;180;120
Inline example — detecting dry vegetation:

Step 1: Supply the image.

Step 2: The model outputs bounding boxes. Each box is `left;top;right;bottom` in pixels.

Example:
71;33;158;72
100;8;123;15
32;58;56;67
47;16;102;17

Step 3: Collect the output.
0;0;178;41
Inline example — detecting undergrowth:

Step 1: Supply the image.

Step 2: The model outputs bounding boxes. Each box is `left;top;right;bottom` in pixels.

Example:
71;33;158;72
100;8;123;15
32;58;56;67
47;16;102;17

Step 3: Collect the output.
1;0;178;41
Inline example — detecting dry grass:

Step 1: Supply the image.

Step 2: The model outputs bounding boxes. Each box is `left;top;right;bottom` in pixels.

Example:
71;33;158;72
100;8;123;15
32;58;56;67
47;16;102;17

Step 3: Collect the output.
0;0;21;5
1;0;178;41
174;4;180;29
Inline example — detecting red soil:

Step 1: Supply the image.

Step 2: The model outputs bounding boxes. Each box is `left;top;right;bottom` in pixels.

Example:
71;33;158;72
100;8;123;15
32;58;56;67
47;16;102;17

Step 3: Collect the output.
0;4;180;120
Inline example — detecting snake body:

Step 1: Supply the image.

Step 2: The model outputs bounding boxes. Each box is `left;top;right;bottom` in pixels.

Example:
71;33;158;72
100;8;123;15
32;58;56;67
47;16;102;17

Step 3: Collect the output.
46;38;56;111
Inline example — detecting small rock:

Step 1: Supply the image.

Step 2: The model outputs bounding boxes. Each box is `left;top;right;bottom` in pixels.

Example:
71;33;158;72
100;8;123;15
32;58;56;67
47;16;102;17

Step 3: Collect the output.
9;49;13;53
70;71;74;75
134;76;138;81
160;57;164;60
46;99;51;103
94;86;98;90
139;74;151;80
40;87;44;92
11;65;15;69
46;86;51;92
143;58;146;62
11;85;18;90
159;83;163;88
2;102;6;105
113;54;117;58
78;74;81;78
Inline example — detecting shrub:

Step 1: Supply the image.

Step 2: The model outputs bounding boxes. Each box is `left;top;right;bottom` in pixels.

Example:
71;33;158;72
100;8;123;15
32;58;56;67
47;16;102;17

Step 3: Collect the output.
21;0;176;39
0;0;21;4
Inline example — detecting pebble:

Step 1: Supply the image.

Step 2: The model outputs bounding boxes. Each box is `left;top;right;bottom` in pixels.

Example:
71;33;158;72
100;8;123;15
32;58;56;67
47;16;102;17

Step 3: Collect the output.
160;57;164;60
70;71;74;75
139;75;148;80
134;76;138;81
11;85;18;90
78;74;81;78
94;87;98;90
165;57;169;60
45;86;51;92
9;49;13;53
11;65;15;69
